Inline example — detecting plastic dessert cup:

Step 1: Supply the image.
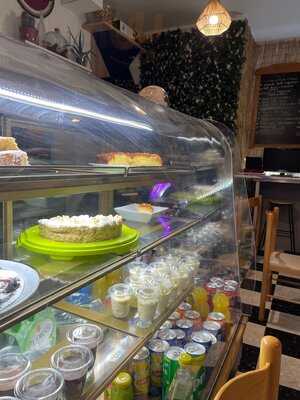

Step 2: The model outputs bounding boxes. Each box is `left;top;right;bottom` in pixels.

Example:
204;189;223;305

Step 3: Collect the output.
137;287;158;328
66;323;104;368
51;345;93;400
110;283;132;319
14;368;64;400
0;353;31;397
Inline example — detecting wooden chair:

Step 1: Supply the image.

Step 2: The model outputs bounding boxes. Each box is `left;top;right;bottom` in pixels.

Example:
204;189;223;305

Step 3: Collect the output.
236;196;262;252
214;336;281;400
259;207;300;321
248;195;262;250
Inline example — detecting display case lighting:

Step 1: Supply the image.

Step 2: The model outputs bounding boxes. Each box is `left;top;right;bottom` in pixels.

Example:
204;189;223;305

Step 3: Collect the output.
0;87;153;131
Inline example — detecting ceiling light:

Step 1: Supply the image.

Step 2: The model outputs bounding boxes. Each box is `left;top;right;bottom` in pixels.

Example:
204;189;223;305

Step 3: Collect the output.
196;0;232;36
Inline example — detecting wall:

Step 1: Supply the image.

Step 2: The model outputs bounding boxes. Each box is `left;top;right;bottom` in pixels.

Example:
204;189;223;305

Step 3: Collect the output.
0;1;89;48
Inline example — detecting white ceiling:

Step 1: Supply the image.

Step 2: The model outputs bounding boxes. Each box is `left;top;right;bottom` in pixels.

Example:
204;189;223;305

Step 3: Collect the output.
109;0;300;41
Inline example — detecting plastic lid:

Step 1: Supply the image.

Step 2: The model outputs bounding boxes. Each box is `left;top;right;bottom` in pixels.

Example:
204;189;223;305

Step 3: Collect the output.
0;353;31;386
109;283;131;297
113;372;132;388
67;324;104;348
178;353;192;366
137;287;156;298
51;345;93;380
14;368;64;400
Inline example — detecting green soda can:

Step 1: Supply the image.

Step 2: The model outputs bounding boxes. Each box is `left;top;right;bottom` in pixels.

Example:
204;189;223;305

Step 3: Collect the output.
162;346;185;400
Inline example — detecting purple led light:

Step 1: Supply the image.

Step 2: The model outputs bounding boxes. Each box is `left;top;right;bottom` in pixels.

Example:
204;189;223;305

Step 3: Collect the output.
149;182;172;202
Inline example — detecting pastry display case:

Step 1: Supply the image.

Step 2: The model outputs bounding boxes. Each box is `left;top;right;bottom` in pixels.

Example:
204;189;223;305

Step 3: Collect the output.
0;35;252;400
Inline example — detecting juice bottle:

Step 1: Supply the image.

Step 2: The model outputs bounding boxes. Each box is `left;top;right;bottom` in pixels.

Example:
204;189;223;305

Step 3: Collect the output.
192;287;209;320
92;276;108;300
212;292;231;322
106;269;122;287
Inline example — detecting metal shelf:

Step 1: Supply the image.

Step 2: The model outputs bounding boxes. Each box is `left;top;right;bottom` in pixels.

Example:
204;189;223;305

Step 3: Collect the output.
55;284;194;399
0;205;220;332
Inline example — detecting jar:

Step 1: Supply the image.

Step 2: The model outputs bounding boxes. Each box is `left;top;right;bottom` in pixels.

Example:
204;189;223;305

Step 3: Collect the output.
110;284;132;319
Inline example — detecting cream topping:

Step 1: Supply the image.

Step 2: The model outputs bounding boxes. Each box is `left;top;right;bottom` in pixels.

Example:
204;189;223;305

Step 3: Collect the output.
39;214;122;229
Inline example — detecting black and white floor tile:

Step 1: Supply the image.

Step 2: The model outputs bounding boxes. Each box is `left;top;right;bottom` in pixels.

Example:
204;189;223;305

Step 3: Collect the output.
239;263;300;399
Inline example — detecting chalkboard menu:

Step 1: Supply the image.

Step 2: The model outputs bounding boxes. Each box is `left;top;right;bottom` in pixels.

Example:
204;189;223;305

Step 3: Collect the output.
253;66;300;147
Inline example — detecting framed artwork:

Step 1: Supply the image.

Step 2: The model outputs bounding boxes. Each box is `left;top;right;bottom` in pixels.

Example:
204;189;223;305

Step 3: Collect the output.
17;0;55;18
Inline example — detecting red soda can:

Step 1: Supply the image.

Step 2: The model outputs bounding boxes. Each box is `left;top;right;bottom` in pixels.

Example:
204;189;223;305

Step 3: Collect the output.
177;302;192;319
184;310;202;331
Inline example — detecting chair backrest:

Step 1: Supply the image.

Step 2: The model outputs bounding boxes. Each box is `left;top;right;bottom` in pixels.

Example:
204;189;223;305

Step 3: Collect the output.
214;336;281;400
248;195;262;250
264;207;280;270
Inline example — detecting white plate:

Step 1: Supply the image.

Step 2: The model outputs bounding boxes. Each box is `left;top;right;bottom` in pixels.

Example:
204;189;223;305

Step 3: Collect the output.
0;260;40;315
115;204;168;224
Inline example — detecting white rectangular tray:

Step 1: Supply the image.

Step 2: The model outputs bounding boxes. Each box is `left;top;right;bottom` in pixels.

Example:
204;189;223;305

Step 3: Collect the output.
115;204;168;223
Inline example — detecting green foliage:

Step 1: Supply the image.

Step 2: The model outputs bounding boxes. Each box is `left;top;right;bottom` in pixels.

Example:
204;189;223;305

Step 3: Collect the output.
140;20;247;130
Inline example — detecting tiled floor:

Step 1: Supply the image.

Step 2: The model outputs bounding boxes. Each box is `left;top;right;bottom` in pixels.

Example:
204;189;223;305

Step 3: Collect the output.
239;262;300;400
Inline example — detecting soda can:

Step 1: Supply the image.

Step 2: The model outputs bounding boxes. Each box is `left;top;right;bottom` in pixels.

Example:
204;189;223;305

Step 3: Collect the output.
177;302;192;318
162;346;185;400
172;329;186;347
184;342;206;372
223;284;238;307
157;329;177;346
159;320;173;330
191;330;212;350
184;310;202;331
168;312;180;328
175;319;193;340
207;312;225;329
147;339;169;390
204;282;218;307
224;279;239;289
203;320;222;340
132;346;150;400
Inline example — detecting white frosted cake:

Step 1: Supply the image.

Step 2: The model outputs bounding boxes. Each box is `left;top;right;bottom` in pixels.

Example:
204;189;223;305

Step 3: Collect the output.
38;215;123;243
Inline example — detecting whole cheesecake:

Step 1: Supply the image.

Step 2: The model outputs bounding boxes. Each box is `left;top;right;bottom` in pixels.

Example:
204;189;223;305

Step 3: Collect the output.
38;215;123;243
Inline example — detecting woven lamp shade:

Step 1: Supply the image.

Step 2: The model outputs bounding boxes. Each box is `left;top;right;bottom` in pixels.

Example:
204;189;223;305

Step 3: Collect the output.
196;0;232;36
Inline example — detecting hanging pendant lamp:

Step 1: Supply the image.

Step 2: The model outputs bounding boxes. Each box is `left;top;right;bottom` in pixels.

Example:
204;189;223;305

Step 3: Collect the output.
196;0;232;36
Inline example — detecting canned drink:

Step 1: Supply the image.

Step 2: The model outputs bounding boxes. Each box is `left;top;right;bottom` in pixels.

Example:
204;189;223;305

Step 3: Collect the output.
132;347;150;400
223;284;238;307
224;279;239;289
184;342;206;372
168;312;180;328
184;310;202;331
147;339;169;389
191;330;212;350
210;277;225;286
206;331;217;345
177;302;192;318
159;321;173;330
162;347;185;400
204;282;218;307
157;329;177;346
207;312;225;329
203;320;221;340
176;319;193;340
172;329;186;347
183;342;206;372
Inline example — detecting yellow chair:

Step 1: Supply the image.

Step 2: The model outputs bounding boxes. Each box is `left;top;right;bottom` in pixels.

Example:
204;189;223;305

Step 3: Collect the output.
214;336;281;400
259;207;300;321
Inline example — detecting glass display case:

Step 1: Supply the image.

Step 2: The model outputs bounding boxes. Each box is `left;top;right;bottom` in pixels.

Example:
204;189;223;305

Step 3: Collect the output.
0;35;252;400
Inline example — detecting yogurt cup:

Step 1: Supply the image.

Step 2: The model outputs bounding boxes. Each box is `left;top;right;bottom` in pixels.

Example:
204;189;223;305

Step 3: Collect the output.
137;287;158;328
51;345;93;399
110;283;132;319
66;323;103;366
15;368;64;400
0;353;31;397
